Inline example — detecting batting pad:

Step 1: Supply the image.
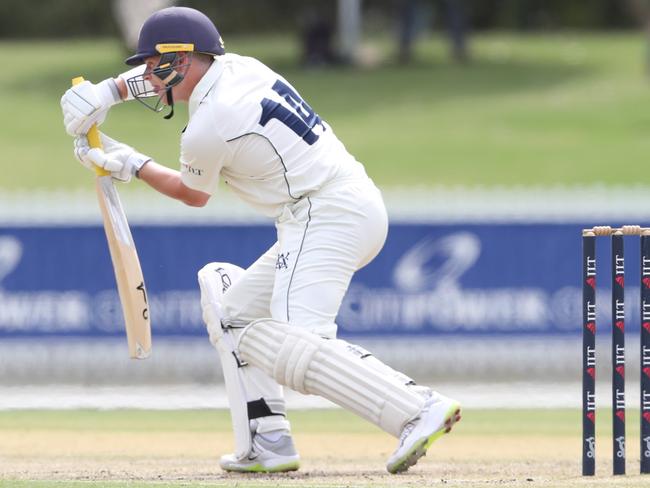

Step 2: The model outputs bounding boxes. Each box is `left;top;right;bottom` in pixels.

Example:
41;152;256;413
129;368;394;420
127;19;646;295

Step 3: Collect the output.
198;263;289;459
238;319;424;437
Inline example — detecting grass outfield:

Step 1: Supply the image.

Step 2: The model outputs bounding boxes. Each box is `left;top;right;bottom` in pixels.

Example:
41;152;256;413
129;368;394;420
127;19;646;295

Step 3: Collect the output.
0;408;648;487
2;33;650;192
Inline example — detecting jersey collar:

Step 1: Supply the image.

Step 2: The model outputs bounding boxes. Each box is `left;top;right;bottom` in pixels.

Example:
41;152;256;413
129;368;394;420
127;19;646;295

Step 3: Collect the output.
189;56;224;116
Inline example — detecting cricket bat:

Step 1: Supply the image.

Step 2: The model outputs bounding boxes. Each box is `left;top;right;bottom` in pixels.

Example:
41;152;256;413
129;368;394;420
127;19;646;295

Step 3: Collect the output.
72;77;151;359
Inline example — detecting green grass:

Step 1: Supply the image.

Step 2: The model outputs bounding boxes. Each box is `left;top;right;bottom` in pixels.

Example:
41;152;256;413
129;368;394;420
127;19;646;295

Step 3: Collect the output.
0;408;374;433
0;406;638;437
0;407;575;433
2;32;650;192
0;407;574;436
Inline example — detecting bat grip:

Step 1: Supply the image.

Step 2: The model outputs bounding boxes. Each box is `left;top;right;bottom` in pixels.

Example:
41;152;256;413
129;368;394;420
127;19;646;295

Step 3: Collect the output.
71;76;110;177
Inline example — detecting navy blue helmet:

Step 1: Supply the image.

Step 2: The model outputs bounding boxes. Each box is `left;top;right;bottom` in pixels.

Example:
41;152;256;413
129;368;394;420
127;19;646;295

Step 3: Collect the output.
124;7;225;119
126;6;225;66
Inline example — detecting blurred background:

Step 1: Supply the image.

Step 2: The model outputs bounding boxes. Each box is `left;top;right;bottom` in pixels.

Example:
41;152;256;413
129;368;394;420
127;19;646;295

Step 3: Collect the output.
1;0;650;410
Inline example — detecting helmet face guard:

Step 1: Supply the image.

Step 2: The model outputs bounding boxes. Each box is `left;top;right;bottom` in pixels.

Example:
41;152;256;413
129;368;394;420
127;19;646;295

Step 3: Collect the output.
127;47;193;119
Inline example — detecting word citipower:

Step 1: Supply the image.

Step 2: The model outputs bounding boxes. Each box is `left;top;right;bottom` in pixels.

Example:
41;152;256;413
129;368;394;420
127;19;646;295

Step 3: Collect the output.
582;225;650;476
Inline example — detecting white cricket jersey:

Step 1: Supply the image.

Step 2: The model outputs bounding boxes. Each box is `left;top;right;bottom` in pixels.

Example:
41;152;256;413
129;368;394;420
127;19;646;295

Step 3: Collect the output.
180;53;368;218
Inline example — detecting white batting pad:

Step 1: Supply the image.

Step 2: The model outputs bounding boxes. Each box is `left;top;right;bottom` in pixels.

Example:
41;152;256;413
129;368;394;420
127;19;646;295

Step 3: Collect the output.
238;319;424;437
198;263;289;459
330;339;418;387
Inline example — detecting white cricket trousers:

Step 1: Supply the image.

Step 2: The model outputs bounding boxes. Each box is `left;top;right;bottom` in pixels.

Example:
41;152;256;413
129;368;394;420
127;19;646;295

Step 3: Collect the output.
220;177;388;338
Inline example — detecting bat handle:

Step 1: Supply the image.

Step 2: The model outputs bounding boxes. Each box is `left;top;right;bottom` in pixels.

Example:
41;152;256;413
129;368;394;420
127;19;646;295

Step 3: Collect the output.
71;76;110;177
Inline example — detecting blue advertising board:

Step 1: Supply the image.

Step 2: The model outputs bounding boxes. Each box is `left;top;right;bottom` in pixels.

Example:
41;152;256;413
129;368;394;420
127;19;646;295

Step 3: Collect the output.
0;223;638;338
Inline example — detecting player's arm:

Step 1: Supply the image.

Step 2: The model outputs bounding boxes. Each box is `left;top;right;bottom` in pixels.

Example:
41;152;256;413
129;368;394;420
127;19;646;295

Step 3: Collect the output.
138;162;210;207
73;131;210;207
113;77;129;101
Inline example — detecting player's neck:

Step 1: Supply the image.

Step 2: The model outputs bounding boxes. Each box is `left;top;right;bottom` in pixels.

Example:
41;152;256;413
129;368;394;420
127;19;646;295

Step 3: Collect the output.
175;57;213;102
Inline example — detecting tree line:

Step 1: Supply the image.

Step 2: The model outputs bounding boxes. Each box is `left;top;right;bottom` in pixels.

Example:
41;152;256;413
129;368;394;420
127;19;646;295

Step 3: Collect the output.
0;0;643;39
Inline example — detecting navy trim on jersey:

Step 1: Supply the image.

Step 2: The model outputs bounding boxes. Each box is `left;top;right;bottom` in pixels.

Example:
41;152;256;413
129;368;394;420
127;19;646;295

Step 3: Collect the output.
225;132;300;201
285;197;312;323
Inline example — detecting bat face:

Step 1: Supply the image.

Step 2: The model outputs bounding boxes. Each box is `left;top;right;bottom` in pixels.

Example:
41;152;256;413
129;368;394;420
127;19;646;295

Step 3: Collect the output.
96;175;151;359
72;76;151;359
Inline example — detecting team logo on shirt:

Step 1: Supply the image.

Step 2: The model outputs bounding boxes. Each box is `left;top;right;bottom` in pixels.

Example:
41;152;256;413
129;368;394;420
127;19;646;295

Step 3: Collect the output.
181;162;203;176
276;252;291;270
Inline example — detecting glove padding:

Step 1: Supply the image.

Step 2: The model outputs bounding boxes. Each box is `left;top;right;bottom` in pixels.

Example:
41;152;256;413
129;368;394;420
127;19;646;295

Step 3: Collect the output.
73;132;151;183
61;79;122;136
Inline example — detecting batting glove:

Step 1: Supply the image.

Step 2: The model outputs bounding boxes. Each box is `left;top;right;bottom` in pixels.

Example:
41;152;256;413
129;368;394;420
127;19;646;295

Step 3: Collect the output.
61;79;122;136
73;132;151;183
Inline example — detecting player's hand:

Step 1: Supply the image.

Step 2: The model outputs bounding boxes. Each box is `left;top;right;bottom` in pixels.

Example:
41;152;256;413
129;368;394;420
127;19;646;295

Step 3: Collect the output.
61;79;122;136
73;133;151;183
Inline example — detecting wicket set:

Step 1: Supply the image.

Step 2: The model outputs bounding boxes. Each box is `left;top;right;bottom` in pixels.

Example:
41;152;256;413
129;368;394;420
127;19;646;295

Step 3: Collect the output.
582;225;650;476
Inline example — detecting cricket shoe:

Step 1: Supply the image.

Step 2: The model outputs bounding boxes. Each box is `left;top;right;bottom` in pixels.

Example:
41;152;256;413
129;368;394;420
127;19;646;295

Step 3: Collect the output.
220;431;300;473
386;393;462;474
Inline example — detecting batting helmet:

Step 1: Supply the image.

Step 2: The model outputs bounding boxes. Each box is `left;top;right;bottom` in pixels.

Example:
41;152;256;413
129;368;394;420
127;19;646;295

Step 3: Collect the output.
125;6;225;66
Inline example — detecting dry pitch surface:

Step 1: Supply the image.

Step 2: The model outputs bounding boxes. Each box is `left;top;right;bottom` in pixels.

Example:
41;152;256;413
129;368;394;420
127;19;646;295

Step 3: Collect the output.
0;409;647;488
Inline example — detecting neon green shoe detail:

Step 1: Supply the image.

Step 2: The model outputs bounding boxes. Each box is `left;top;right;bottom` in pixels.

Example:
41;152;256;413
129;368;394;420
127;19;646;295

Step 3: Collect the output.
220;432;300;473
386;395;462;474
221;459;300;473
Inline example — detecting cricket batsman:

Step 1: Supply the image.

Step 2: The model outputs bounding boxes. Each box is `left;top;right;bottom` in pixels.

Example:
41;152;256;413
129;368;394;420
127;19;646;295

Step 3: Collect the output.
60;6;461;474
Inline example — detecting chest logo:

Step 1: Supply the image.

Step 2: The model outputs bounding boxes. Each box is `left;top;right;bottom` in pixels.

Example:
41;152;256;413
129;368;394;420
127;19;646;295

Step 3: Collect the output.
182;162;204;176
